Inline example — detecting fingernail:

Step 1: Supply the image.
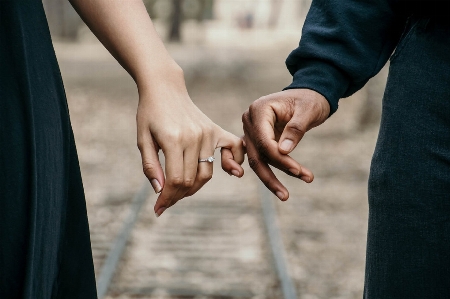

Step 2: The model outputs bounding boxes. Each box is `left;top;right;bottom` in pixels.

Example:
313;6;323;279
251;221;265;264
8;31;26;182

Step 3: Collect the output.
289;168;300;176
280;139;294;152
151;179;162;194
155;207;166;217
276;191;285;200
301;176;312;183
231;170;240;177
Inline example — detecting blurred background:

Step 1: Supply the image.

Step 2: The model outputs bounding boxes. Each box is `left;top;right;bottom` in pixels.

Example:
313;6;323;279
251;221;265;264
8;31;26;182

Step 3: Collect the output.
42;0;388;298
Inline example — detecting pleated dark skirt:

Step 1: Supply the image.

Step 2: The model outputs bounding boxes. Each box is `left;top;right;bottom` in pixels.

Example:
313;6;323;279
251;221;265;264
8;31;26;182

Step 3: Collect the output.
365;17;450;298
0;1;97;298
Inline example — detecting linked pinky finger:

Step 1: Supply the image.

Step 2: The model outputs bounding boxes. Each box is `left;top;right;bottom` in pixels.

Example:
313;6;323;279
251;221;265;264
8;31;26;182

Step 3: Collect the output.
220;148;244;177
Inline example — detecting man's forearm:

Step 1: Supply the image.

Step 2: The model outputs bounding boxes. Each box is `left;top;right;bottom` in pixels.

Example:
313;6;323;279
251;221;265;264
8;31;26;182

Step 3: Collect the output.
285;0;406;115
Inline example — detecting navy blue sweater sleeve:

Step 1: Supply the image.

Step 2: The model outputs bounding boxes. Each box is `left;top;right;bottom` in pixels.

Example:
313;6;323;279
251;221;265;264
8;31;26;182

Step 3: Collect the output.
284;0;407;114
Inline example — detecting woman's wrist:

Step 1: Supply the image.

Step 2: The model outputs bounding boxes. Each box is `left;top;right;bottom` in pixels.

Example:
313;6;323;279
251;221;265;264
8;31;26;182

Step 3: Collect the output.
135;59;186;98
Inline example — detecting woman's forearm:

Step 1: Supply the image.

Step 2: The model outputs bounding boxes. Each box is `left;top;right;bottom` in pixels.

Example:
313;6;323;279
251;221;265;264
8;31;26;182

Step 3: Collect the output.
69;0;181;91
69;0;245;217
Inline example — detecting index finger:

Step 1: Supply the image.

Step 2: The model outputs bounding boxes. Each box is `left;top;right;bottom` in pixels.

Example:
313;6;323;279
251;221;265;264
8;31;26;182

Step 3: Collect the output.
242;132;289;201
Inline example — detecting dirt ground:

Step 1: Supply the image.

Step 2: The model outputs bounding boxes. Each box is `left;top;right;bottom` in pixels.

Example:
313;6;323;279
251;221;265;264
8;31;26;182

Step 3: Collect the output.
54;23;386;299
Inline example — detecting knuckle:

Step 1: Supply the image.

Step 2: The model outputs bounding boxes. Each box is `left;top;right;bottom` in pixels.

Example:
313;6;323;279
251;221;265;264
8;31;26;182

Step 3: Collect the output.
186;125;203;142
242;110;251;126
167;130;182;141
248;99;261;114
169;177;184;187
135;112;141;123
252;96;267;107
183;177;195;188
142;162;157;176
229;137;242;150
137;140;144;151
254;137;269;155
200;125;214;139
248;156;260;170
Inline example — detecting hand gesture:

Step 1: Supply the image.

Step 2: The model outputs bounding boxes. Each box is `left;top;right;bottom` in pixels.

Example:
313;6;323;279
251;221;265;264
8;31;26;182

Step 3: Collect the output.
242;89;330;200
137;72;245;217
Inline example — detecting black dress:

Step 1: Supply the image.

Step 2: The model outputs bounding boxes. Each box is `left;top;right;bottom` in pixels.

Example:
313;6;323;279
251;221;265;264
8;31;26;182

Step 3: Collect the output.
0;1;97;298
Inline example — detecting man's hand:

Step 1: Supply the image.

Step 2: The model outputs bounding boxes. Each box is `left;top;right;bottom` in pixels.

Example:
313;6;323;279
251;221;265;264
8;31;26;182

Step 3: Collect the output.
242;89;330;200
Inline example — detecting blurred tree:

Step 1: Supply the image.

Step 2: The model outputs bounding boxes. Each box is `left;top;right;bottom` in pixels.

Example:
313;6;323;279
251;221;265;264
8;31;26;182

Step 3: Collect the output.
148;0;214;42
196;0;214;22
42;0;82;39
168;0;183;42
268;0;283;28
300;0;312;19
143;0;157;18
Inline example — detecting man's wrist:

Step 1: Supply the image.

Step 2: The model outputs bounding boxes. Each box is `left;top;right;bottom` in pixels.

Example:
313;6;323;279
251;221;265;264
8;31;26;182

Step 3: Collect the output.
286;88;331;123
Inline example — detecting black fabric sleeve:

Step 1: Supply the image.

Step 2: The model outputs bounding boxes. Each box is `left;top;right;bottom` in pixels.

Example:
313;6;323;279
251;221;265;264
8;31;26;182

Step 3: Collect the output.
284;0;407;114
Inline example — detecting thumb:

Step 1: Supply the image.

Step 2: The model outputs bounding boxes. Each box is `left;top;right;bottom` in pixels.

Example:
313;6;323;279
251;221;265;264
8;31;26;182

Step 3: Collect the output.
137;131;165;194
278;115;307;155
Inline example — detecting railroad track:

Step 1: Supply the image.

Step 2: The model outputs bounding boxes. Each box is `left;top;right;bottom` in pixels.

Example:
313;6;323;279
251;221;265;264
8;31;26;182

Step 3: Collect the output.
90;178;297;299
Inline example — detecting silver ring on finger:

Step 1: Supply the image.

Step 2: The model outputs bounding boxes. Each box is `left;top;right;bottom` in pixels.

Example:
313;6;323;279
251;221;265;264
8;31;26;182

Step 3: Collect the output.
198;156;215;163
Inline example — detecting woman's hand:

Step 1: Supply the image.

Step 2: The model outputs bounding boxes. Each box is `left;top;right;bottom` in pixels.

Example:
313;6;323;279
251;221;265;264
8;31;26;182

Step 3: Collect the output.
69;0;244;216
136;66;245;217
